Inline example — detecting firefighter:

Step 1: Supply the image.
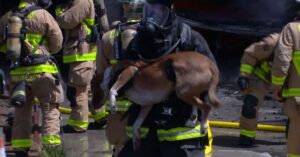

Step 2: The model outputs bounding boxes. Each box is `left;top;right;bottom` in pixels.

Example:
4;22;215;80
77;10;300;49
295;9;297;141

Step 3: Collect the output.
90;0;144;155
238;33;280;146
271;19;300;157
0;0;64;156
118;0;215;156
55;0;98;133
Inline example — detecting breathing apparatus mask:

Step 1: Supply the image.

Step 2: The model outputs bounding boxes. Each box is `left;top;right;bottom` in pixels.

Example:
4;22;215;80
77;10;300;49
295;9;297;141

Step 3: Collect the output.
136;2;176;60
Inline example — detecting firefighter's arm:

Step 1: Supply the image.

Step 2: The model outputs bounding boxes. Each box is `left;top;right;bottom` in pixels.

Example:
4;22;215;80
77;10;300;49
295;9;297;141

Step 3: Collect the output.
44;11;63;54
91;34;111;108
55;0;91;30
271;25;293;88
240;33;279;77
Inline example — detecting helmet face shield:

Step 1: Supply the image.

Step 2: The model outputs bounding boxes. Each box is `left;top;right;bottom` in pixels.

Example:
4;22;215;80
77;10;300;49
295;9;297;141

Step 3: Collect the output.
143;3;170;26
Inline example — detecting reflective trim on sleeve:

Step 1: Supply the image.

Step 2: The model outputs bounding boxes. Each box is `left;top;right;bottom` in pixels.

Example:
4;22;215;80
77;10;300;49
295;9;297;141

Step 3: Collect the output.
253;68;270;83
271;75;286;86
282;88;300;97
10;64;59;75
63;52;97;63
12;139;32;148
240;64;254;74
42;135;61;145
55;7;65;16
67;119;89;130
240;129;256;138
126;126;149;139
18;1;28;9
157;124;206;141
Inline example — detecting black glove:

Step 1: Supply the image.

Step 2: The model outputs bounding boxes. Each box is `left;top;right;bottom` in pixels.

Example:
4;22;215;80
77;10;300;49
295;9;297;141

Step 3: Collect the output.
237;76;249;91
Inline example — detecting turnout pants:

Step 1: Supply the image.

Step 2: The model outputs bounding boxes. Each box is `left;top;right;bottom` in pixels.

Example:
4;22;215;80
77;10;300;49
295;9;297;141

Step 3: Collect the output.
239;76;270;138
284;97;300;156
67;61;94;131
11;73;63;150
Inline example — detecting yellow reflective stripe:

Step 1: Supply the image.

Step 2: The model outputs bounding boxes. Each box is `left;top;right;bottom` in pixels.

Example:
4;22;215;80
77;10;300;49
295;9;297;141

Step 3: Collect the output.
282;88;300;97
109;30;120;39
253;67;270;83
205;122;213;155
271;75;286;86
240;64;254;74
42;135;61;145
109;59;118;65
157;125;206;141
12;90;25;98
105;100;132;112
83;18;95;36
93;109;108;121
63;52;97;63
84;18;95;26
126;18;141;23
25;33;43;46
260;61;271;73
11;74;40;82
26;11;35;19
288;154;300;157
240;129;256;138
10;64;58;75
67;119;89;129
126;126;149;138
292;51;300;75
55;7;65;16
298;24;300;32
12;139;32;148
18;1;27;9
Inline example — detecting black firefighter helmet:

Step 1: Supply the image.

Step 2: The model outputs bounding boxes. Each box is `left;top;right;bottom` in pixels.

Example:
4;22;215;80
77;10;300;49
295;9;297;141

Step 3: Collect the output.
145;0;175;8
133;0;178;61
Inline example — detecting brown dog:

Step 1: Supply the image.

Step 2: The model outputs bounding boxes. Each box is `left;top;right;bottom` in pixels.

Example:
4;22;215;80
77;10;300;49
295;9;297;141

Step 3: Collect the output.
109;51;221;149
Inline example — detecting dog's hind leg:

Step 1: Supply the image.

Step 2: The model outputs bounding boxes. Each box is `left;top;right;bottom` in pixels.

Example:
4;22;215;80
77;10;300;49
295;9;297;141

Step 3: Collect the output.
109;66;139;112
132;105;153;150
179;95;210;134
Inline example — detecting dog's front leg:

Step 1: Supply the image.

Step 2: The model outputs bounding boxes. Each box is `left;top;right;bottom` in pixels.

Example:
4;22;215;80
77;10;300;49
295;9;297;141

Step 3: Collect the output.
109;66;139;112
133;105;153;150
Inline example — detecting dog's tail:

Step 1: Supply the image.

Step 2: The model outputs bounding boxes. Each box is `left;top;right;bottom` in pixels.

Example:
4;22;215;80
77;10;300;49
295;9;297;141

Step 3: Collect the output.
207;62;222;108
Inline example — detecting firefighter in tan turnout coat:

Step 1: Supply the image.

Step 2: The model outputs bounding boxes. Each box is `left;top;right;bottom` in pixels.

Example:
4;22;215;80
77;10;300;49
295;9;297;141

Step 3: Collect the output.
55;0;97;133
0;0;64;156
90;0;144;155
238;33;280;146
271;20;300;157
